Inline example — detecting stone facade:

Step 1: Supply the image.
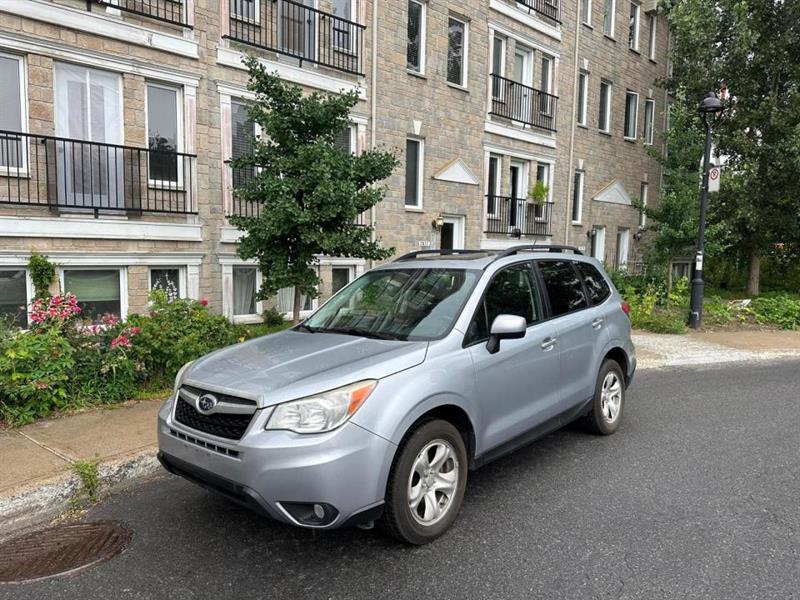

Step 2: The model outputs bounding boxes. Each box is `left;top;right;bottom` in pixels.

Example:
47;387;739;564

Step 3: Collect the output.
0;0;668;326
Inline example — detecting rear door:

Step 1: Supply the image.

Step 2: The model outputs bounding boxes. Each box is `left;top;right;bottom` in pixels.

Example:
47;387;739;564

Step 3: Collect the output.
466;262;561;451
535;259;602;410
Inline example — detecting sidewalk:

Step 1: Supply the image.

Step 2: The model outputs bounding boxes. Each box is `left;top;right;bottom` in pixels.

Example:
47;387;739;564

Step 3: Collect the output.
2;329;799;539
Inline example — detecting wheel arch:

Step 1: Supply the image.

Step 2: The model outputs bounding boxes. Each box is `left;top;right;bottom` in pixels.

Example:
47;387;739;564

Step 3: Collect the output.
601;344;632;386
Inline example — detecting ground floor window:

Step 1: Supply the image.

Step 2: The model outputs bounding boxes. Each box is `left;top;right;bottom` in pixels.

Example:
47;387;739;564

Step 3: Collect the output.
150;267;182;301
233;266;258;316
0;269;28;327
277;287;314;314
331;267;353;295
62;269;122;322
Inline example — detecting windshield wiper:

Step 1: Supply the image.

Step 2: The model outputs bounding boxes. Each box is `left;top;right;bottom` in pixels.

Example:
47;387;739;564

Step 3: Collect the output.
318;327;406;341
295;323;317;333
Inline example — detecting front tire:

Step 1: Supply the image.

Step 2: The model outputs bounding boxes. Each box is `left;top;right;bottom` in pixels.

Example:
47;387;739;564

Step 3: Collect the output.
582;359;626;435
382;420;468;545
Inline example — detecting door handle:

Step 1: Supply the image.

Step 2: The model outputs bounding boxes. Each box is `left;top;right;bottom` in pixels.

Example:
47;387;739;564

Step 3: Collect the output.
541;337;557;351
592;318;604;330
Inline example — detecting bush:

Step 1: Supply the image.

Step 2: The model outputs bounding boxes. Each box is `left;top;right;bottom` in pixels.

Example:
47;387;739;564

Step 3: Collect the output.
261;306;287;327
747;294;800;330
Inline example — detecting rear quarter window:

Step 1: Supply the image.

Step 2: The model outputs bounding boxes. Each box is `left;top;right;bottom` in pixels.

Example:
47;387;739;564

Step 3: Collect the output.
575;261;611;305
536;260;589;317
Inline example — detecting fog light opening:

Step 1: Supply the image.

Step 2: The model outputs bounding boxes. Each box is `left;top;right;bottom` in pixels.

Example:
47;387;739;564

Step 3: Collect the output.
279;502;339;527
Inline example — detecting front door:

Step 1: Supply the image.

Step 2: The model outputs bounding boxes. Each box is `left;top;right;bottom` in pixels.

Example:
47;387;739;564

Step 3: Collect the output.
55;63;123;211
466;262;561;452
440;215;464;250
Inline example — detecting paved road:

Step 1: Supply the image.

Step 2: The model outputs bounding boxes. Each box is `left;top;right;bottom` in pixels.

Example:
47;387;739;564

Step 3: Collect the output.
3;361;799;600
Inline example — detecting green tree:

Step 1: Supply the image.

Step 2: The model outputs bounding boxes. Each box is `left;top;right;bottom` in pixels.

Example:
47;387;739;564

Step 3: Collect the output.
663;0;800;295
230;56;398;323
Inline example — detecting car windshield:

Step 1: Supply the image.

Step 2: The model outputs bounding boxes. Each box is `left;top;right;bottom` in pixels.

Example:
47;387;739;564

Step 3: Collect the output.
302;268;479;341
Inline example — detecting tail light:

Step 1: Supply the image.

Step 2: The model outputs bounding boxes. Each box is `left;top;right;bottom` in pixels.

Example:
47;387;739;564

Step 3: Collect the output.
621;301;631;317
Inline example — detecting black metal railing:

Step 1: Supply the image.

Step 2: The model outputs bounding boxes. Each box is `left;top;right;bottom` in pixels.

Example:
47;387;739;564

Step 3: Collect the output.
489;74;558;132
92;0;191;28
0;130;196;216
485;196;553;237
512;0;560;24
227;0;365;76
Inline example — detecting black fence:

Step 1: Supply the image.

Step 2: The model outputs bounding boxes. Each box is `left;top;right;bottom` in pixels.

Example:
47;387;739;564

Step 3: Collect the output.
0;130;196;216
514;0;560;23
227;0;365;76
485;196;553;237
93;0;191;27
489;74;558;132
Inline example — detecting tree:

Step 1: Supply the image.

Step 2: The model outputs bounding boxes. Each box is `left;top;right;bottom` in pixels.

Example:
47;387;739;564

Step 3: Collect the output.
663;0;800;295
229;56;398;323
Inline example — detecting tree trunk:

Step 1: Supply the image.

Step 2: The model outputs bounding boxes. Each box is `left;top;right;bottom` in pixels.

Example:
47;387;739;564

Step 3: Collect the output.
292;286;302;324
747;250;761;297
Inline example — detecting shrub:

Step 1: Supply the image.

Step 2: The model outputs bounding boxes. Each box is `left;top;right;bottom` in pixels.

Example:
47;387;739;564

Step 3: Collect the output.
747;294;800;330
28;253;56;300
261;306;287;327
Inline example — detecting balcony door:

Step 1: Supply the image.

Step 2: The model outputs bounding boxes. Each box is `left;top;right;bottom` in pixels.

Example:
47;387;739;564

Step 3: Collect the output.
512;47;533;124
279;0;317;62
509;160;528;233
55;63;123;210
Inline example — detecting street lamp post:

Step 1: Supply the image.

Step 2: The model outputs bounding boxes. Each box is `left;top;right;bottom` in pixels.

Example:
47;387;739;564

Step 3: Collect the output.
689;92;724;329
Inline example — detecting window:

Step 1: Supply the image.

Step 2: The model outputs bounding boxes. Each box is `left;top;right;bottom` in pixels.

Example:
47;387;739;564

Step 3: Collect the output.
331;0;354;50
150;268;182;301
616;228;630;270
63;269;122;322
639;182;648;228
572;170;584;223
598;80;611;132
537;261;588;317
231;99;256;188
576;72;588;126
233;266;258;316
447;17;467;87
487;154;500;215
232;0;258;22
624;91;639;139
648;14;657;60
277;288;314;314
334;124;355;154
491;35;505;99
466;263;541;344
581;0;592;25
405;138;423;208
147;83;181;184
628;2;640;51
331;267;353;294
539;55;555;116
643;98;655;145
603;0;615;36
575;262;611;305
0;53;26;171
535;163;550;220
590;226;606;261
407;0;426;73
0;269;28;328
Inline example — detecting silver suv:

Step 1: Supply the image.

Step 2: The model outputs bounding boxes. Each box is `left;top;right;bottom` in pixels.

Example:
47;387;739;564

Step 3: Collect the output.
157;245;635;544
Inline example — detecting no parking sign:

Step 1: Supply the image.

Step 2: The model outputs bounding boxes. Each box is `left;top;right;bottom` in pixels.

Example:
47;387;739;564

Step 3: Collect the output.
708;166;721;192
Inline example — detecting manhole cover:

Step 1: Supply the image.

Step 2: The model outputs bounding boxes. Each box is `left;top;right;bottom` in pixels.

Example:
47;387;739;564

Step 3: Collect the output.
0;521;132;585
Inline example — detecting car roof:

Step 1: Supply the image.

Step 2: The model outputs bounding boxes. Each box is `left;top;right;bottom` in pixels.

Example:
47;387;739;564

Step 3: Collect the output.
373;246;601;272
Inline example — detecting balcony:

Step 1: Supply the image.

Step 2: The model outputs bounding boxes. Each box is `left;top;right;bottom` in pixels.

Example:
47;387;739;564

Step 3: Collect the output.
489;74;558;132
91;0;192;28
0;130;197;217
485;196;553;237
226;0;366;76
514;0;560;24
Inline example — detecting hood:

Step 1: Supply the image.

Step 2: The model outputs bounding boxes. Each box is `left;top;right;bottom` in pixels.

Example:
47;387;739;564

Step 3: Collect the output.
183;329;428;407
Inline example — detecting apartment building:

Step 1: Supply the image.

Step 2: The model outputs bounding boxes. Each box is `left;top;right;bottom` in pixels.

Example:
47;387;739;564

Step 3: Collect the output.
0;0;668;327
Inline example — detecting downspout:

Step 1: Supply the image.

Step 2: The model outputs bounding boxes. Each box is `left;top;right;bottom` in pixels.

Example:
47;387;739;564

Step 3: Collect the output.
369;0;378;268
564;8;582;247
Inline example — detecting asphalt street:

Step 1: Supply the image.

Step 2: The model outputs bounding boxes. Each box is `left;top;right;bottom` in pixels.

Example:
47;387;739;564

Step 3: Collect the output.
2;361;799;600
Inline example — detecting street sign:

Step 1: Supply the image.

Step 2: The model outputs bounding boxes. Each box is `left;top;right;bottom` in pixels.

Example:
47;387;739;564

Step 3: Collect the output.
708;166;721;192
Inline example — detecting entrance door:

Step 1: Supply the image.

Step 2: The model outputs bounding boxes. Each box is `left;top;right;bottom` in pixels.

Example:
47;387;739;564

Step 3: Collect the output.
512;47;533;123
616;228;630;270
440;215;464;250
509;161;528;232
55;63;123;210
280;0;317;61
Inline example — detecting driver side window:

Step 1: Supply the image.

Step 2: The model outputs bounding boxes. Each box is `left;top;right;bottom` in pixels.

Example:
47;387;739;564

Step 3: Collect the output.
466;263;542;345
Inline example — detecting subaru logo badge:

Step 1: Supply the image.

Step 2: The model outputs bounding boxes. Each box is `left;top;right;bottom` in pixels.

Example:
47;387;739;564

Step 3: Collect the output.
197;393;218;414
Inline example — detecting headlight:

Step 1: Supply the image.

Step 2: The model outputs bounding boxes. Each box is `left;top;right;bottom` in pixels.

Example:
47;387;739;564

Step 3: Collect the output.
265;380;377;434
173;361;195;392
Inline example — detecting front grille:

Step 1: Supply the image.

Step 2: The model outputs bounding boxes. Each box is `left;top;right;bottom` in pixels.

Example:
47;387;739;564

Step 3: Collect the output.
169;429;240;458
174;397;254;440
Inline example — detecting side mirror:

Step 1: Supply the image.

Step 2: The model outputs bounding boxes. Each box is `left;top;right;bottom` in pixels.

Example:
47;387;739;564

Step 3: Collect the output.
486;314;527;354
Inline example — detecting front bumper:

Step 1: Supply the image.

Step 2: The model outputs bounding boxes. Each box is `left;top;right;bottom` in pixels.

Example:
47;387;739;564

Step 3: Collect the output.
157;398;396;529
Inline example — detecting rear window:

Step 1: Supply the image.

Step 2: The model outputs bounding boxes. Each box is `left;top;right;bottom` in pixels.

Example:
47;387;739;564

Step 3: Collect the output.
537;260;588;317
575;261;611;305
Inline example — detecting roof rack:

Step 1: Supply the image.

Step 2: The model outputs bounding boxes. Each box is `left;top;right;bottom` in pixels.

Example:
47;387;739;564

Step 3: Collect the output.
393;249;489;262
492;244;584;260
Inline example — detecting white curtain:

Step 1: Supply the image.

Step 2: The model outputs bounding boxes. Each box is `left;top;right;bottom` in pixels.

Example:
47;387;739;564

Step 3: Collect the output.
233;267;257;315
277;287;312;313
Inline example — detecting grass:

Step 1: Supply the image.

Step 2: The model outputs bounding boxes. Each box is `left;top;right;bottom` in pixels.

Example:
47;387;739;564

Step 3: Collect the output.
70;458;100;506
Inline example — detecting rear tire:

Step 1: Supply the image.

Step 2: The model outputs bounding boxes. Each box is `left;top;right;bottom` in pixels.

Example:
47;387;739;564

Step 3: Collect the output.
382;420;467;545
581;359;625;435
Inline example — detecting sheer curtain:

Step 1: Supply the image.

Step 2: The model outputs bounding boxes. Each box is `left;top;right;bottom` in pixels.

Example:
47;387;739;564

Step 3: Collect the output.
233;267;257;315
277;287;312;313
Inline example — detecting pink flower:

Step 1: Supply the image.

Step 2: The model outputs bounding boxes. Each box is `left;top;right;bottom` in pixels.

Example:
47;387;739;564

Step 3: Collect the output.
199;298;209;307
101;313;120;326
127;326;141;336
110;334;132;349
34;381;49;390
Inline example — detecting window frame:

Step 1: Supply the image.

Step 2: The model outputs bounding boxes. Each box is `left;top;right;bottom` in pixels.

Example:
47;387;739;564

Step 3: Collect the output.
231;0;260;24
643;97;655;145
534;162;552;221
571;169;585;224
59;267;127;321
0;51;29;176
616;228;630;270
231;265;262;321
576;71;588;126
598;80;612;133
648;13;657;61
624;90;639;140
486;153;502;218
639;182;648;228
406;0;427;74
148;266;186;300
446;15;469;88
590;226;606;262
331;0;357;53
628;2;640;52
581;0;593;26
405;137;424;209
0;267;33;328
603;0;616;37
145;81;184;189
